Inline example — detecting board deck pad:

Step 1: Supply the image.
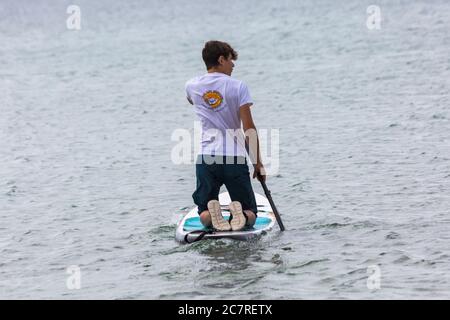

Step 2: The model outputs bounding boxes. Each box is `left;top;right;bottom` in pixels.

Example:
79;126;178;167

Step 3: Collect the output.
175;192;276;243
183;216;273;232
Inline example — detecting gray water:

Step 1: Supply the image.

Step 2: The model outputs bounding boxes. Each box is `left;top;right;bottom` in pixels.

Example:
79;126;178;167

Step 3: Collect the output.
1;0;450;299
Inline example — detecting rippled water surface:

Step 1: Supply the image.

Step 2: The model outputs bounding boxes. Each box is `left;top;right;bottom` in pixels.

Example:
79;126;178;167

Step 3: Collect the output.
1;0;450;299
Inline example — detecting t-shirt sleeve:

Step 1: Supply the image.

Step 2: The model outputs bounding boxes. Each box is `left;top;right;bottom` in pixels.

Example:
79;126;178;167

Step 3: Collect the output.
185;82;192;100
238;82;253;108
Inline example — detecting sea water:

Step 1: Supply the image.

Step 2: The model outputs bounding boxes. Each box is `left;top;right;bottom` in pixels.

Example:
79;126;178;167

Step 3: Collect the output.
1;0;449;299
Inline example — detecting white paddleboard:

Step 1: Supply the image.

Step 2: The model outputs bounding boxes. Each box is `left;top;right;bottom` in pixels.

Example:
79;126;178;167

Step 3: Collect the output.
175;192;276;244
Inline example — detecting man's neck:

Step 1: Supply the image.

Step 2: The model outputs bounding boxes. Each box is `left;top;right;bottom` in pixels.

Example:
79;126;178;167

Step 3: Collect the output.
207;68;225;74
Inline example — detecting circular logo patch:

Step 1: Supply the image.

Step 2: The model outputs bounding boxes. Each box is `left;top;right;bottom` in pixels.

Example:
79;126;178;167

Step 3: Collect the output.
202;91;223;109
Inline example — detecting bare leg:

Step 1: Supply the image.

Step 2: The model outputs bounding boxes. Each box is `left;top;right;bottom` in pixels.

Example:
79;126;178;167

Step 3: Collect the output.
244;210;256;227
199;210;212;227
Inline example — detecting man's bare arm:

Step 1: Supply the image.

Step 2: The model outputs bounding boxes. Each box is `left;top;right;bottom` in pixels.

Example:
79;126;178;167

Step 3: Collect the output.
239;104;265;181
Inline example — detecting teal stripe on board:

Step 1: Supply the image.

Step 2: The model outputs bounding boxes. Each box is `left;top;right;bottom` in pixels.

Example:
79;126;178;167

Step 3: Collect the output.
183;216;272;231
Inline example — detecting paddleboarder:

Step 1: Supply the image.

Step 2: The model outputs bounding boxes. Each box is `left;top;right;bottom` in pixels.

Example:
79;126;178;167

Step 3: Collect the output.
185;40;266;232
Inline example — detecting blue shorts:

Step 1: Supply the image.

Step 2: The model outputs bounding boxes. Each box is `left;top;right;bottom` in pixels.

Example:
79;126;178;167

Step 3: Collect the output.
193;155;258;215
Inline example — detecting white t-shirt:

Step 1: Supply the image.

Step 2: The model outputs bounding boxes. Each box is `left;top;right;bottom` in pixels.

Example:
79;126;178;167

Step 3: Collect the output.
185;72;253;157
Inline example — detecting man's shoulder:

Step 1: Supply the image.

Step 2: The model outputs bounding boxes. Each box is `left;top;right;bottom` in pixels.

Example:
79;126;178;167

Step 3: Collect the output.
185;76;200;87
222;74;243;83
186;74;247;89
222;76;246;90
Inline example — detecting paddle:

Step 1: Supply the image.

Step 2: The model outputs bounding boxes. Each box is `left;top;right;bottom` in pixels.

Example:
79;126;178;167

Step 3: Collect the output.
256;172;285;231
244;136;285;231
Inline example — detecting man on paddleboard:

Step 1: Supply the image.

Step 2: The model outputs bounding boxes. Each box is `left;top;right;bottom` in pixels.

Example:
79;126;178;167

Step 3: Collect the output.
185;40;265;232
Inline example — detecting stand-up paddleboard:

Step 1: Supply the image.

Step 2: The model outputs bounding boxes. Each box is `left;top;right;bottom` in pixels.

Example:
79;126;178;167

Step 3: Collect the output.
176;192;276;244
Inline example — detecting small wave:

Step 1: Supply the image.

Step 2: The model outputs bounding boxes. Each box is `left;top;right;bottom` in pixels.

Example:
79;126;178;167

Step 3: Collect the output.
312;222;350;230
432;114;446;120
393;254;411;264
292;258;330;269
151;225;175;234
386;231;401;240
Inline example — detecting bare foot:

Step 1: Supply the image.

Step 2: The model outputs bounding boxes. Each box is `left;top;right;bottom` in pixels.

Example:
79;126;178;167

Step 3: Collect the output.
244;210;256;227
199;210;212;227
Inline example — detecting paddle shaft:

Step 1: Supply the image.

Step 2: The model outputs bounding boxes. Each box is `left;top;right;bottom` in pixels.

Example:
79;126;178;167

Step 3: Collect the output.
244;139;285;231
257;173;285;231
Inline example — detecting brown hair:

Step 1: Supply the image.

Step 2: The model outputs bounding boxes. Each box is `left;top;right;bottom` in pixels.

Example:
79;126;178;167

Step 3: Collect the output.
202;40;238;69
